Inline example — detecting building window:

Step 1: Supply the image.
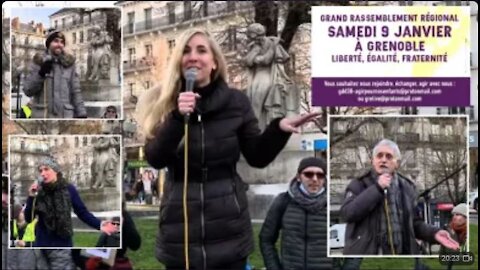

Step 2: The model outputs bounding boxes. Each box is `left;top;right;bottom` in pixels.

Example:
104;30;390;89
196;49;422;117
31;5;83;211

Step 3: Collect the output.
20;141;25;150
129;82;136;96
168;2;176;24
83;137;88;146
54;20;58;29
127;12;135;34
80;31;84;43
469;106;475;120
75;137;79;147
401;107;418;115
448;107;466;115
25;36;29;45
62;18;66;28
72;32;77;44
184;1;192;20
399;0;413;6
128;48;136;64
145;81;151;90
144;8;152;30
145;44;152;57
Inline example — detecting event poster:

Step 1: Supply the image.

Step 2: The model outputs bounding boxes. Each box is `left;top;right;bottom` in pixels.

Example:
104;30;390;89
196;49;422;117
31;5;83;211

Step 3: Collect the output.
312;6;471;106
1;1;477;269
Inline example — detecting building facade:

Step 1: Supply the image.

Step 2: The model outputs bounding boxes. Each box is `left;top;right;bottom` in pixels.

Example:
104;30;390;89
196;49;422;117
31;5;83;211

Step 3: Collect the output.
10;17;46;114
10;135;121;202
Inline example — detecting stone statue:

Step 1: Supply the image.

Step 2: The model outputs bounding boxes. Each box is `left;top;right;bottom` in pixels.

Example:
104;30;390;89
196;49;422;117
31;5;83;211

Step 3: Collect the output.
91;137;119;189
87;26;112;81
244;23;300;130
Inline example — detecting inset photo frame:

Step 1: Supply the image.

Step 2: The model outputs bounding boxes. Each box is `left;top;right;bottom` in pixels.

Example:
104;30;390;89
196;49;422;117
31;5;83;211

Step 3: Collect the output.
328;115;469;258
9;7;123;120
8;134;122;249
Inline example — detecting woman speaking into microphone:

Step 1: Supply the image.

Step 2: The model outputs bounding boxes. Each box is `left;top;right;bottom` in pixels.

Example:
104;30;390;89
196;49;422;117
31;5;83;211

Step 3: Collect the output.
137;28;317;270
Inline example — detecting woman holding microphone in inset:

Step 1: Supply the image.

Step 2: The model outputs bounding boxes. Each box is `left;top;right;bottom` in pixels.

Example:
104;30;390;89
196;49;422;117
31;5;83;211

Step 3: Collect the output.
137;28;318;269
25;156;118;248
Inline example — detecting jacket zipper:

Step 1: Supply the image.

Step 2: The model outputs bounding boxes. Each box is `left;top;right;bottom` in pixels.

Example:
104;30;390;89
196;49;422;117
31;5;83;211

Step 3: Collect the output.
232;180;241;215
304;210;308;268
199;113;207;270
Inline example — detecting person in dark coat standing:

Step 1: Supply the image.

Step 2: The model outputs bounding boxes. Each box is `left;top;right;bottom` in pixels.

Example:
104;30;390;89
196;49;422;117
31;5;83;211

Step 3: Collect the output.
137;28;318;270
341;139;460;255
25;156;118;248
23;30;87;118
260;157;332;270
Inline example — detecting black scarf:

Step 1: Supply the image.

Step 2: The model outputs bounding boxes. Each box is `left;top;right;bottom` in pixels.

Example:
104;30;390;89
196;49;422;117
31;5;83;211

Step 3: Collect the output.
35;177;73;238
288;178;327;215
378;171;405;254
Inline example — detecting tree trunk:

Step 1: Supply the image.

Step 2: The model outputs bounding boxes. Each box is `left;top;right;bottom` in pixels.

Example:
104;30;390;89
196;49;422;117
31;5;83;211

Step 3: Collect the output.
254;2;278;37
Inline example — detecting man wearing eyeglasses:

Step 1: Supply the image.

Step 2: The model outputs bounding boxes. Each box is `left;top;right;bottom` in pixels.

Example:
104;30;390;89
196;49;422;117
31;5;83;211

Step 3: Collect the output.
341;139;459;255
260;157;332;270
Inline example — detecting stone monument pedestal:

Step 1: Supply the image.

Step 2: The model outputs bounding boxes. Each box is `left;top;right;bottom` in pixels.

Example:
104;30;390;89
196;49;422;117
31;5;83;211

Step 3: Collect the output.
78;187;120;212
81;78;121;118
237;133;317;220
237;133;309;185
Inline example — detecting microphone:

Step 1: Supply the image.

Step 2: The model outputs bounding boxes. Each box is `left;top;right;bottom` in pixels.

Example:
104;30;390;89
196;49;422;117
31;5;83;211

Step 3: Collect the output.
183;68;198;122
33;176;43;196
380;168;391;195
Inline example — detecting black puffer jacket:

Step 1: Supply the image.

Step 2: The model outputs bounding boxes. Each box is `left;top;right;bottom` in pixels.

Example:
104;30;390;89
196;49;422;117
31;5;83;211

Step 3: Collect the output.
260;179;332;270
341;170;439;255
145;78;291;269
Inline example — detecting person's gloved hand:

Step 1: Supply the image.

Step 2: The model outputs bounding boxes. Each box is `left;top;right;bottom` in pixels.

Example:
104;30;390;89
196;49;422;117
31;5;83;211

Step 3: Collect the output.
38;60;53;77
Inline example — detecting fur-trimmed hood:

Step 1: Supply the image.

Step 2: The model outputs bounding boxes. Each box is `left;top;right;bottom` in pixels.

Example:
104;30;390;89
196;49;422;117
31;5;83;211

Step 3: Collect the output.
33;52;75;67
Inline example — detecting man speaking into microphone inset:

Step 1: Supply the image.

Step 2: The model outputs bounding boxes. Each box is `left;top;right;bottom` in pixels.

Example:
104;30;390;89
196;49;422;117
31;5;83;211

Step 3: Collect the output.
23;29;87;119
341;139;460;255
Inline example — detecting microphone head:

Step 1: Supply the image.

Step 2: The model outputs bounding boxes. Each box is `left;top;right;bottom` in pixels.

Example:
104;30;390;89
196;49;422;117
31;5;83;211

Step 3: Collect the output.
37;176;44;184
380;167;392;175
184;67;198;80
184;68;198;92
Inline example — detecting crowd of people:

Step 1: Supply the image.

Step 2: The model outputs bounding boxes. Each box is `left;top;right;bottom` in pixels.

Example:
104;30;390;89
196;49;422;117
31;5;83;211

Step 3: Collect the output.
123;169;161;205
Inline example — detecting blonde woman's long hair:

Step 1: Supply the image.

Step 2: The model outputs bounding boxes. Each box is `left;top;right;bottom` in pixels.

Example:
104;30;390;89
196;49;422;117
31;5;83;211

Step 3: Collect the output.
137;28;228;139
